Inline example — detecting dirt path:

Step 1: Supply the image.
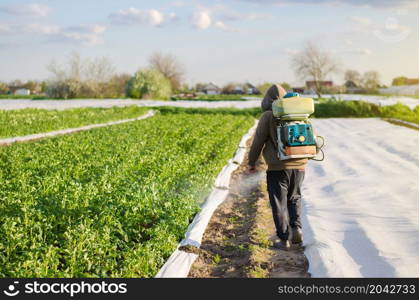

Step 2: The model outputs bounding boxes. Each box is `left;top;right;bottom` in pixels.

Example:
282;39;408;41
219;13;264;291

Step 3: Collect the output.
188;145;310;278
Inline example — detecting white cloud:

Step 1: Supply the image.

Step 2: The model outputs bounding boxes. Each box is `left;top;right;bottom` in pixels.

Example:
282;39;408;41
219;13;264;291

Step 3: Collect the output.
58;24;107;46
170;1;186;7
0;3;51;17
148;9;165;26
24;23;60;34
55;32;104;46
237;0;418;8
214;21;227;30
348;14;412;42
90;25;107;34
189;5;269;32
216;9;271;22
344;39;353;46
283;48;300;55
346;48;373;55
0;24;10;33
67;24;107;34
109;8;165;26
191;10;212;29
350;16;372;26
168;12;179;23
21;23;107;46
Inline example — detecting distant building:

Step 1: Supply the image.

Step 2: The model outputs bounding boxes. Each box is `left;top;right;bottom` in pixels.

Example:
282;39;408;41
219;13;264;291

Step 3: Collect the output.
303;81;333;95
244;83;260;95
405;79;419;85
202;83;220;95
292;87;305;94
227;83;260;95
14;88;31;96
392;77;419;86
379;84;419;96
232;85;244;95
306;81;333;90
344;80;364;94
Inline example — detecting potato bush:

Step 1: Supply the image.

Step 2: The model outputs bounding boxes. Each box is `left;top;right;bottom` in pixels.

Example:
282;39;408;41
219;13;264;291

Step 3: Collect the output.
0;111;254;277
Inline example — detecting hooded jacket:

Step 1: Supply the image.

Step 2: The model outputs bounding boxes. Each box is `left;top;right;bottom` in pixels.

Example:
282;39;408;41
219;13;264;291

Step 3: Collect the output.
261;84;286;112
249;84;308;170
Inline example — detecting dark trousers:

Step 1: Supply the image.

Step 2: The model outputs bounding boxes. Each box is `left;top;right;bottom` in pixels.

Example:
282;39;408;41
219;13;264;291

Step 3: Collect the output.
266;169;305;240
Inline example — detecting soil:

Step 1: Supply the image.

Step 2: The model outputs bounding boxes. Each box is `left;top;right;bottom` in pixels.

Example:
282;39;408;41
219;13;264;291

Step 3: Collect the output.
188;143;310;278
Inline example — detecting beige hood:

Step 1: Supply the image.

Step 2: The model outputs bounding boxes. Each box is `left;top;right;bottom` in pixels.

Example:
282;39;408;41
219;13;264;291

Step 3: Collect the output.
261;84;286;112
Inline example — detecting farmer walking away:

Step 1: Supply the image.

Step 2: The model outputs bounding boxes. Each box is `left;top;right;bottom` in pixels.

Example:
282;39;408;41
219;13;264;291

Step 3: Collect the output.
248;84;323;250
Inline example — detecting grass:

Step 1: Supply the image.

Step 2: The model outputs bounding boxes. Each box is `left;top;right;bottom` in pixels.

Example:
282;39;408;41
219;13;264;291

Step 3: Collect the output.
0;95;34;100
155;106;261;118
313;99;419;125
0;110;255;277
0;95;131;100
0;106;150;139
248;266;268;278
354;93;419;100
212;254;221;265
1;94;262;101
171;94;260;101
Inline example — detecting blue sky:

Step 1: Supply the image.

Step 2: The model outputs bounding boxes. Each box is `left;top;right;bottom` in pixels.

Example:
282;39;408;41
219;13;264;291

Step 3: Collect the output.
1;0;419;86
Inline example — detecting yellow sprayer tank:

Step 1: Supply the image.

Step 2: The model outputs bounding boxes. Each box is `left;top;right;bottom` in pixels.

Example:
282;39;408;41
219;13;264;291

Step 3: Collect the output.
272;97;314;118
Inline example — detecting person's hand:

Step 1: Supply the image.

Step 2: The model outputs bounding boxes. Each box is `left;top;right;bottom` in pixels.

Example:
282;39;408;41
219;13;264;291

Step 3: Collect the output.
248;165;257;173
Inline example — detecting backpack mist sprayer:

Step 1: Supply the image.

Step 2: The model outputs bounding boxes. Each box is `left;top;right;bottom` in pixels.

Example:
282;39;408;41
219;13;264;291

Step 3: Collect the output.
272;93;325;161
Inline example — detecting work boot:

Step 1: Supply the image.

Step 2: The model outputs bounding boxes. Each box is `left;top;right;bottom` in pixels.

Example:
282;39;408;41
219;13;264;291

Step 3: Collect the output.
291;227;303;244
273;239;291;250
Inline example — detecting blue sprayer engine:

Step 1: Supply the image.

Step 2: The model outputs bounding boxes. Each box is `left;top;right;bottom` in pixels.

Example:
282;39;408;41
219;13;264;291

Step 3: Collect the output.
272;93;324;161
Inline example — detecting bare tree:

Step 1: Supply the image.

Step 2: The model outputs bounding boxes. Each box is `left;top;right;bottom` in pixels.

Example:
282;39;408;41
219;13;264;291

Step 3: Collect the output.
85;57;115;83
194;82;206;92
47;52;82;81
344;70;362;86
362;71;380;92
46;52;116;98
292;42;339;97
222;82;236;94
68;52;83;81
104;74;131;98
148;52;185;91
0;82;9;94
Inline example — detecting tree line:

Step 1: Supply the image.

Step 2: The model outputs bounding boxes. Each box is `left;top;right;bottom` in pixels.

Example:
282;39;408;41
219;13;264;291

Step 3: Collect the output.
0;52;186;100
1;44;415;99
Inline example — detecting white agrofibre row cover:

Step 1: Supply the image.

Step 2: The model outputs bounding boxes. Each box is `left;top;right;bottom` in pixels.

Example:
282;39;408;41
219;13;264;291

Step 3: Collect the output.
0;110;155;146
302;118;419;277
0;99;261;111
0;95;417;111
322;94;419;109
155;121;258;278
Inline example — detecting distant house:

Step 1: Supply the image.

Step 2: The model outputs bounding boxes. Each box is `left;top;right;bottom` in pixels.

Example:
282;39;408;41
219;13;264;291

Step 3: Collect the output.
292;87;305;94
14;88;31;96
203;83;220;95
303;81;333;95
306;81;333;90
379;84;419;96
231;85;244;95
228;83;259;95
344;80;364;94
244;83;260;95
404;78;419;85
